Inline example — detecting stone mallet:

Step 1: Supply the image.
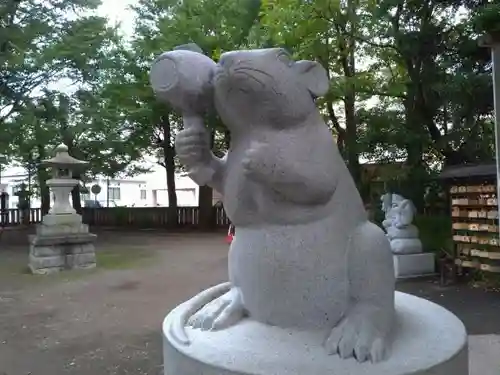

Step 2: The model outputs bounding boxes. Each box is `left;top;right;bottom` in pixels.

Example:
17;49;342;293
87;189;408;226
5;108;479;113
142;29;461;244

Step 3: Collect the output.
150;44;217;185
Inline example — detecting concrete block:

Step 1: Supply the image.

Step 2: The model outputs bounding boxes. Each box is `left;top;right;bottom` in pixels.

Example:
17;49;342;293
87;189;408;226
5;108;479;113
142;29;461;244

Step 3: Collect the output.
29;254;65;270
30;245;65;257
79;243;96;254
394;252;435;279
66;253;96;267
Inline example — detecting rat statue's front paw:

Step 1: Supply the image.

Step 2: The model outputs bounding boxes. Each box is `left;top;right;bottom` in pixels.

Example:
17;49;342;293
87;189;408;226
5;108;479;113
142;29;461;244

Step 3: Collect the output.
188;287;245;331
325;307;391;363
242;141;271;179
175;126;212;167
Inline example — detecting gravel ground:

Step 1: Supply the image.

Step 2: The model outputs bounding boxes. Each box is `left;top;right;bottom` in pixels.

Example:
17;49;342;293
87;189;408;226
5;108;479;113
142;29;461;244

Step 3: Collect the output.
0;230;498;374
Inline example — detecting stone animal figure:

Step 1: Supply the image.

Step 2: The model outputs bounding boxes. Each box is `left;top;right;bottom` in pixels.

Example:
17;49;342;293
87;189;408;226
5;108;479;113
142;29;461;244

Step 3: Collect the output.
383;194;423;255
172;48;395;363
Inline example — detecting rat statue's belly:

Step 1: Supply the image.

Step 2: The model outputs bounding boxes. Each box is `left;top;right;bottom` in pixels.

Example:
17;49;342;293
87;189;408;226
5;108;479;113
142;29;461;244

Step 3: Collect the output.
221;146;262;226
229;218;349;330
221;142;364;329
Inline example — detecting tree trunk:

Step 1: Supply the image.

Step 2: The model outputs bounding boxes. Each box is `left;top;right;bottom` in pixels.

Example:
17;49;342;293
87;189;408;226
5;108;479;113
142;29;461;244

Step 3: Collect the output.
162;116;178;227
36;144;50;215
402;92;426;212
198;185;214;230
198;128;216;230
326;101;346;157
0;0;22;56
342;0;361;188
344;90;360;186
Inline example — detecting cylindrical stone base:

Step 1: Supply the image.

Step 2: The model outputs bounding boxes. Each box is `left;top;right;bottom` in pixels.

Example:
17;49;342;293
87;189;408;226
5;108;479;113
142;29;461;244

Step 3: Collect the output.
163;288;468;375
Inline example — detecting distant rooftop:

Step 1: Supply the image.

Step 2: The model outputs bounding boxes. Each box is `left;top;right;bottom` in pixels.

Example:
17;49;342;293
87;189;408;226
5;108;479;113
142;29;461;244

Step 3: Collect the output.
439;163;497;180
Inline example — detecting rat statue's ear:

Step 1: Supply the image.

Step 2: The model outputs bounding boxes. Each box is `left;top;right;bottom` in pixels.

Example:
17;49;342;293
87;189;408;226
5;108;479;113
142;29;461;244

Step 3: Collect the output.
293;60;330;97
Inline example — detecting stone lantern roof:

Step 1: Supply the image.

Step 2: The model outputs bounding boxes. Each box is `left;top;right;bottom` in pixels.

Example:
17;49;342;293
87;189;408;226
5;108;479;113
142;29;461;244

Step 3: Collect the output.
42;144;88;169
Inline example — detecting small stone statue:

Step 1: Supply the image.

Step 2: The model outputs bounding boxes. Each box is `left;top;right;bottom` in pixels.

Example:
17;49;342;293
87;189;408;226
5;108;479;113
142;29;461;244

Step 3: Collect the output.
381;193;423;255
153;47;396;363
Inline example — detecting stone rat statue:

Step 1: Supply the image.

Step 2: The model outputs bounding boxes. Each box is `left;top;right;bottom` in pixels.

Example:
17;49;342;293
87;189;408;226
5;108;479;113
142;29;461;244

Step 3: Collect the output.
166;48;395;363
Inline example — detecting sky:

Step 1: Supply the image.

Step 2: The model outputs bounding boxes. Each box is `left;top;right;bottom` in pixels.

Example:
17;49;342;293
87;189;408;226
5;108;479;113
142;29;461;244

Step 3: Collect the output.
98;0;137;37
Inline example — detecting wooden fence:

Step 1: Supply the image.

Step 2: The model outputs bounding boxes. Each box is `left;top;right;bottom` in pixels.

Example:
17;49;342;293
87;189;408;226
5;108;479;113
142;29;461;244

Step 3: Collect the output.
0;207;231;229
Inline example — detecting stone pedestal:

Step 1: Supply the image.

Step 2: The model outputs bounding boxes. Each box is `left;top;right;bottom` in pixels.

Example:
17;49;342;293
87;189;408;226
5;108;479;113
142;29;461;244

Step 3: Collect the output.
393;253;435;279
29;232;97;275
163;287;468;375
28;213;97;275
390;238;423;255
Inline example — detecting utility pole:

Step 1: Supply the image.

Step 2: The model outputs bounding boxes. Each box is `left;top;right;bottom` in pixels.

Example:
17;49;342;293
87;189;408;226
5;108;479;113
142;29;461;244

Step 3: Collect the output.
106;178;110;207
480;32;500;242
0;154;6;227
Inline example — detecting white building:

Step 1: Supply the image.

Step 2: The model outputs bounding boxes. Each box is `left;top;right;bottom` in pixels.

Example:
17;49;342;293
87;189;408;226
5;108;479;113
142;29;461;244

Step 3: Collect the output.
0;163;201;209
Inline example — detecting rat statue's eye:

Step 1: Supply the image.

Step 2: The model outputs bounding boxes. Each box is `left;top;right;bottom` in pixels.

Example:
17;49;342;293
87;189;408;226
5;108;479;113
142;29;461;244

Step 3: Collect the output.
277;51;293;67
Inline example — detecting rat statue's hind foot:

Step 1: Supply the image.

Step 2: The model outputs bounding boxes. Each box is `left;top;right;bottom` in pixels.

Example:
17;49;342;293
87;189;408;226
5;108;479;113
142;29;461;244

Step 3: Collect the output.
188;287;246;331
325;305;389;363
325;221;395;363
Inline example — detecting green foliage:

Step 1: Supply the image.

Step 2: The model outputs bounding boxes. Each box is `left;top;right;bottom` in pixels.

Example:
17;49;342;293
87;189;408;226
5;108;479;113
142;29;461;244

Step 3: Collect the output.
1;0;151;200
1;0;108;122
359;0;494;167
474;3;500;36
0;0;497;217
414;215;452;254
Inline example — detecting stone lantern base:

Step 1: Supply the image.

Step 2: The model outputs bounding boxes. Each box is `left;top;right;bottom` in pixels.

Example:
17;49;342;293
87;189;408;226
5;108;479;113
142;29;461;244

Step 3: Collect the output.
28;212;97;275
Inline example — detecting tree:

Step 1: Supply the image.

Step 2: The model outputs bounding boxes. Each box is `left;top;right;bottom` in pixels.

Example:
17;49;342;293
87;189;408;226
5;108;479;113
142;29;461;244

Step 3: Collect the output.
260;0;381;187
354;0;495;208
124;0;262;228
96;0;184;225
259;0;498;209
1;0;146;211
1;0;104;126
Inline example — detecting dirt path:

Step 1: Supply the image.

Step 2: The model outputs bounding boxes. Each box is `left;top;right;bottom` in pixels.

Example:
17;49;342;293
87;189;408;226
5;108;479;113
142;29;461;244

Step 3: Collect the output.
0;232;228;375
0;231;499;374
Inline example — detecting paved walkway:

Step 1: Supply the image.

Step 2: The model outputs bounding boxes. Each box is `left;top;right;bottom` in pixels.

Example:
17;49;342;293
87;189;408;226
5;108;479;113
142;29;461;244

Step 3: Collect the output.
397;279;500;374
0;231;498;374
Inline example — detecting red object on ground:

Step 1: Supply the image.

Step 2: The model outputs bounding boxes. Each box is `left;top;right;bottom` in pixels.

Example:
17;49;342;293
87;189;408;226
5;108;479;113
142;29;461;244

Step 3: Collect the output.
225;224;235;244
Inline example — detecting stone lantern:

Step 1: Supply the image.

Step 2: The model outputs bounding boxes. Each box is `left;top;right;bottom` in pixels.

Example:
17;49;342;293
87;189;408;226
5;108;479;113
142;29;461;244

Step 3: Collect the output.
41;143;88;218
28;144;97;274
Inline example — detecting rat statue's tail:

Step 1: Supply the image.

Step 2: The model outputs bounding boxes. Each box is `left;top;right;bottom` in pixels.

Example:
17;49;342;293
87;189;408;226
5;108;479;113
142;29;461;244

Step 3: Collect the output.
167;282;231;345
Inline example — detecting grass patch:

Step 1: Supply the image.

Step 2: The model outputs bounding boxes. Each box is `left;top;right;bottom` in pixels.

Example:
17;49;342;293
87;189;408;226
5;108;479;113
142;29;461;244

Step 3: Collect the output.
96;247;155;270
0;246;157;288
